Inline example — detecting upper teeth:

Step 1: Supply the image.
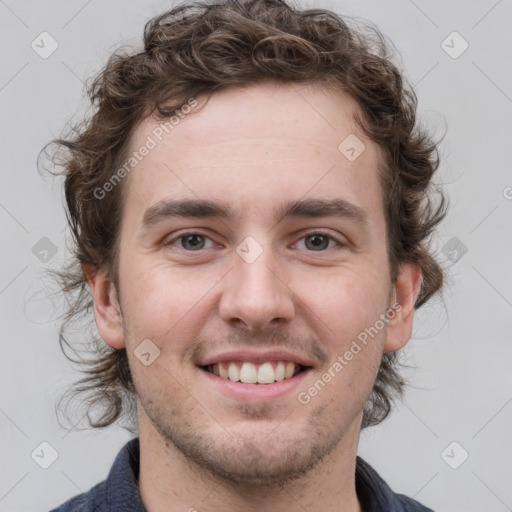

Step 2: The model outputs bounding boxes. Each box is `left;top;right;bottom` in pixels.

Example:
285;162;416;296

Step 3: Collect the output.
208;361;298;384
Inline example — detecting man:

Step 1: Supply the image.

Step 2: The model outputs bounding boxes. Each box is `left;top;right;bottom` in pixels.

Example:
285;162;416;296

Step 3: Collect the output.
48;0;445;510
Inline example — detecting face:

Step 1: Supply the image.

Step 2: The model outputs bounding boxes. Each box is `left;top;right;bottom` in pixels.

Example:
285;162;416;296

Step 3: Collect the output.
89;81;420;486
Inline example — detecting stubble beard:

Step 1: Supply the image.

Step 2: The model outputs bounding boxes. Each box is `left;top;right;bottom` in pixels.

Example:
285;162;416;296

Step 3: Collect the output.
136;391;349;489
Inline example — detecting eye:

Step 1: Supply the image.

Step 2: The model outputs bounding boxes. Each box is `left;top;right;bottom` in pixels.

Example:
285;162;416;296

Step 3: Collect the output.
163;232;216;251
162;230;345;253
295;232;344;251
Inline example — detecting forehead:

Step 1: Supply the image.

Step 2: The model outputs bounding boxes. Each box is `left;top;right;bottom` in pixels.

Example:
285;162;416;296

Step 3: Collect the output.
121;81;385;229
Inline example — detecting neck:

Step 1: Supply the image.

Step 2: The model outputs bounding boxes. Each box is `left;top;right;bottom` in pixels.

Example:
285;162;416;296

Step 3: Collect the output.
137;409;363;512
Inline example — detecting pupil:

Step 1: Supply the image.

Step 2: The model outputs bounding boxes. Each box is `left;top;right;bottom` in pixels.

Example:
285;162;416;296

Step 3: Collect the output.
308;235;328;250
183;234;204;250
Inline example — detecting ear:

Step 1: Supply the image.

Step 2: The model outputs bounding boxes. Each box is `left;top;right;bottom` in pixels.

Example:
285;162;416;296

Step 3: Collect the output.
82;264;125;349
383;263;422;353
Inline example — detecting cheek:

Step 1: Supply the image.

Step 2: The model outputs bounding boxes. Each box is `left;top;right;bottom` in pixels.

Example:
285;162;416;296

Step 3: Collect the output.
298;268;389;394
300;268;390;341
119;257;216;344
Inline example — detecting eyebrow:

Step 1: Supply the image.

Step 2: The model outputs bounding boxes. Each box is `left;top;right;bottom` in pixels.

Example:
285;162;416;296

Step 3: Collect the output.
142;198;234;227
141;198;369;228
276;198;369;226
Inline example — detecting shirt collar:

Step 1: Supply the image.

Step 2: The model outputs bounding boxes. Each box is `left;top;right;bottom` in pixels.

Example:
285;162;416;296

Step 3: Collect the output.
105;437;147;512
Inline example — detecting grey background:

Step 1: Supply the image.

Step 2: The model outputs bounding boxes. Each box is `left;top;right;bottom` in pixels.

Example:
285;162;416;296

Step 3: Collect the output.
1;0;511;510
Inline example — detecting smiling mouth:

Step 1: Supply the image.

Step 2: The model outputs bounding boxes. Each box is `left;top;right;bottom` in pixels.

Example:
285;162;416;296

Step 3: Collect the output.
201;361;310;385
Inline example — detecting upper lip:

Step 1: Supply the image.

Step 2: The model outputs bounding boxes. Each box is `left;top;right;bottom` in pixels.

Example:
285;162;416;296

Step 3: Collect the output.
196;349;315;368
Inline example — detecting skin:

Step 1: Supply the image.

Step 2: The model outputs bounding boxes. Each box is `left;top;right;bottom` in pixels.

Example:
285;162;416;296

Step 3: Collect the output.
85;81;421;512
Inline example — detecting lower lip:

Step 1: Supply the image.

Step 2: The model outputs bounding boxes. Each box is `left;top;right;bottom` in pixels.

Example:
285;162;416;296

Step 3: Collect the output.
198;367;312;401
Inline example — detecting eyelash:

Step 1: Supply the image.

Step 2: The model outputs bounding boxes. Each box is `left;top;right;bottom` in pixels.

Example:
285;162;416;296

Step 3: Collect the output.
163;230;345;252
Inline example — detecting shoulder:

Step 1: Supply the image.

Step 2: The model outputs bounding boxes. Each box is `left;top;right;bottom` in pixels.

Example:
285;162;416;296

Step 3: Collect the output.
355;456;435;511
394;492;436;511
47;437;143;512
47;480;107;512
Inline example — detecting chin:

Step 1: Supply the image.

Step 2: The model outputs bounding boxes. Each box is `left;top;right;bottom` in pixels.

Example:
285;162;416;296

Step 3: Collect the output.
190;436;329;486
166;413;343;487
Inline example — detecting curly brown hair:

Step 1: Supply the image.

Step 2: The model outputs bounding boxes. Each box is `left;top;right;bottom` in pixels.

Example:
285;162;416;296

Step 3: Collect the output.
42;0;447;434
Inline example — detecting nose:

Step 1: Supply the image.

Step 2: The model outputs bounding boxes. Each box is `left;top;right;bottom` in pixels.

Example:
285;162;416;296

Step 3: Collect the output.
218;243;295;332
